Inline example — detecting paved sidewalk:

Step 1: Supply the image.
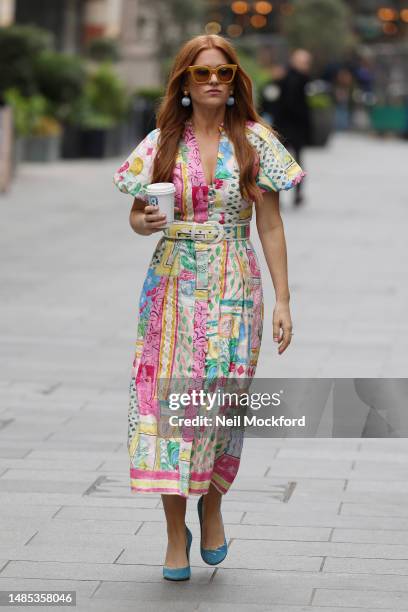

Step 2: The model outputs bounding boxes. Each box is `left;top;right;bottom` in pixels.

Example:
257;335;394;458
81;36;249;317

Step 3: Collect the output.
0;133;407;611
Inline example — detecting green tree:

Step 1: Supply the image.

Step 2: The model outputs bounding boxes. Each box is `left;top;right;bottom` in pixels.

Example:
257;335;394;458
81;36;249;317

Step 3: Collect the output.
34;51;87;120
85;37;121;63
282;0;356;73
0;25;53;100
65;62;131;129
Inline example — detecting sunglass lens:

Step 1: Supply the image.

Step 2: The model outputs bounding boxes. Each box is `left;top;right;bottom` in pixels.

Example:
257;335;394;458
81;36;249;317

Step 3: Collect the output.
218;67;234;82
194;67;211;82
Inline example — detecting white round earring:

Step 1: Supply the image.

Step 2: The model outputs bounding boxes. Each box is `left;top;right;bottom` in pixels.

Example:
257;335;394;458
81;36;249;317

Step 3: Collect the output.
181;91;191;107
226;93;235;106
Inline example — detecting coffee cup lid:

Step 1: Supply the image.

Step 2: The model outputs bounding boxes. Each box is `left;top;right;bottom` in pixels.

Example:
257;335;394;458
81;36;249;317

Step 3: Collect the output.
146;182;175;195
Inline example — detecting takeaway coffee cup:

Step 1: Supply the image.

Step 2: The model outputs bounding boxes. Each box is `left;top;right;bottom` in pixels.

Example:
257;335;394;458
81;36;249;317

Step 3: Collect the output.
146;182;175;228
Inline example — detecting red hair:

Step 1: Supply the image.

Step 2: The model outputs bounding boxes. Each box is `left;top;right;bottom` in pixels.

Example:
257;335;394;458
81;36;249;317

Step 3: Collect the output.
151;34;277;205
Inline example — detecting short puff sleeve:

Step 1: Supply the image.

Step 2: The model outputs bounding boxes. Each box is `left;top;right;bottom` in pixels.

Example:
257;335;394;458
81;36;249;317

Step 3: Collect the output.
113;128;160;202
246;121;306;192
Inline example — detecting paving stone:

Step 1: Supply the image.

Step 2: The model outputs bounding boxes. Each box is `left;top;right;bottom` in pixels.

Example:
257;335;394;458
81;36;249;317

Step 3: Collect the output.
26;450;126;461
0;458;104;471
93;581;313;605
266;458;353;478
227;539;408;562
0;560;212;583
276;439;361;450
313;588;408;609
3;518;142;536
360;440;408;451
29;440;121;452
55;505;243;523
0;469;102;483
276;449;364;460
332;528;408;545
0;504;61;519
341;490;408;506
0;544;123;564
25;531;135;549
0;527;38;547
0;491;159;509
284;479;347;494
0;479;90;494
0;576;98;597
350;462;408;479
346;479;408;492
341;502;408;517
210;567;408;592
241;511;408;530
323;557;408;576
0;447;32;459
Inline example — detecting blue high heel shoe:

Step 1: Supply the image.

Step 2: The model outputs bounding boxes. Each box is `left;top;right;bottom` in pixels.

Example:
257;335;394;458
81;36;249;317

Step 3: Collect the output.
163;525;192;581
197;495;228;565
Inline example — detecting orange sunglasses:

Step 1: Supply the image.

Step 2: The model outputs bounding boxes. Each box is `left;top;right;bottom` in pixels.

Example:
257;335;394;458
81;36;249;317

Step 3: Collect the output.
186;64;238;84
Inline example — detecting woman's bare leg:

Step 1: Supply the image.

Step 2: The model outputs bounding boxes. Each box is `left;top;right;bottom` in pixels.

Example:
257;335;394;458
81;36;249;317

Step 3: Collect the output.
161;494;189;567
200;483;226;549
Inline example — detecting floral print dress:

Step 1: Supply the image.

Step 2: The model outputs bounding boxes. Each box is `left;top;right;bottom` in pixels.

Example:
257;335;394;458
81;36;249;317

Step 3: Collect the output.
113;119;305;497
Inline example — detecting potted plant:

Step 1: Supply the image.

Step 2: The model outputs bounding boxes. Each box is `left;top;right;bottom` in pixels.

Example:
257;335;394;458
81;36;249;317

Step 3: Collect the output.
85;37;121;63
0;26;87;161
24;114;62;162
33;50;87;158
4;88;62;163
64;62;133;158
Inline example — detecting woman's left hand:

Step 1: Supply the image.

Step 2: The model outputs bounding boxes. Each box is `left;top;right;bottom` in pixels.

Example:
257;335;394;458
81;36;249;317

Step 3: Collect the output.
273;301;293;355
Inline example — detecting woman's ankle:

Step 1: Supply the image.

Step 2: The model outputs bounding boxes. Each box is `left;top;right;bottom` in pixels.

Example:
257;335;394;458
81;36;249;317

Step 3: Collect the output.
167;526;188;544
203;492;222;515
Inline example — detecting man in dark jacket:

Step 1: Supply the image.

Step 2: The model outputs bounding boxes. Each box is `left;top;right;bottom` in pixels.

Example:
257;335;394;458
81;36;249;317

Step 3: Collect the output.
260;49;312;206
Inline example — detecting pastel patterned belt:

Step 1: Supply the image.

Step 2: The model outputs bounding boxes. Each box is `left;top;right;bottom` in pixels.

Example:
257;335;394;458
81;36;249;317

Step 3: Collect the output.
162;220;251;243
162;220;251;292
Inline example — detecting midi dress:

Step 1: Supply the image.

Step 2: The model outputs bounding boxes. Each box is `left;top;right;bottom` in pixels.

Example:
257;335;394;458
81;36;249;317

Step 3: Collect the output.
113;118;305;498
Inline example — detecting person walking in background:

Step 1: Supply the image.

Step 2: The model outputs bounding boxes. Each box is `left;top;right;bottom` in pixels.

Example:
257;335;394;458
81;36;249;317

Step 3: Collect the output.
260;49;312;206
332;67;355;131
113;33;304;582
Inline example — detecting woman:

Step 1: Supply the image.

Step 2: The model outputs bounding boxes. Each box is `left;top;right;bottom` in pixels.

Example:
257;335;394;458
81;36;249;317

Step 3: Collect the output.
113;34;305;581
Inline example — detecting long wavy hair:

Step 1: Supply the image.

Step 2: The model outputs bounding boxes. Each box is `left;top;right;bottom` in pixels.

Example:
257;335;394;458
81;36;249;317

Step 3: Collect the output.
151;34;277;205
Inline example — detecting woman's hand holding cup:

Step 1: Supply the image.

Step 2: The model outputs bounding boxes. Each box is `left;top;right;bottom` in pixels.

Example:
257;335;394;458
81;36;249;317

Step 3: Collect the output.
143;204;181;235
145;183;176;233
143;205;168;234
143;183;182;234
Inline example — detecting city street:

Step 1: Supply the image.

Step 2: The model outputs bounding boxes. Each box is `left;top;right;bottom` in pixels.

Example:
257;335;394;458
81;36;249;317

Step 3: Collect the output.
0;132;408;611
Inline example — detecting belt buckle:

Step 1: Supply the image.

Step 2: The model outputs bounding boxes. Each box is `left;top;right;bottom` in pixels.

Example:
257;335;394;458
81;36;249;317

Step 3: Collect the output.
190;225;207;242
205;220;225;243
